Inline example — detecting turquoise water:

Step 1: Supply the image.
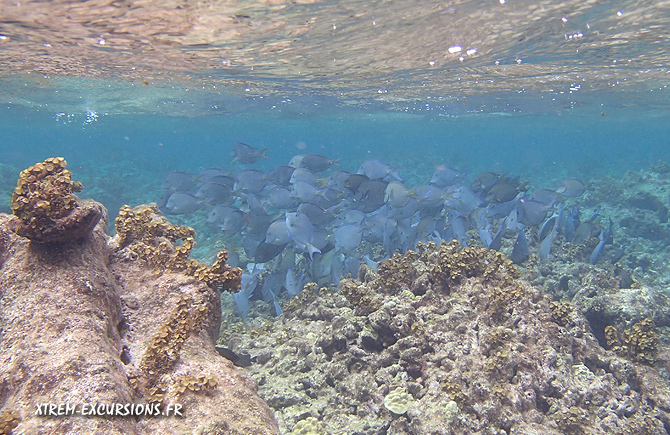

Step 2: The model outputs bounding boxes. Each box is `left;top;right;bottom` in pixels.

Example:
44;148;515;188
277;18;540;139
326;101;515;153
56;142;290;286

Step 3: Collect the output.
3;1;670;433
3;104;669;199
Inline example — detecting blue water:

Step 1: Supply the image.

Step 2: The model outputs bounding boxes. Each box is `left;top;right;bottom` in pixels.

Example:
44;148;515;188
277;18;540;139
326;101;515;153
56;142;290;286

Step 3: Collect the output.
2;100;668;270
3;104;669;198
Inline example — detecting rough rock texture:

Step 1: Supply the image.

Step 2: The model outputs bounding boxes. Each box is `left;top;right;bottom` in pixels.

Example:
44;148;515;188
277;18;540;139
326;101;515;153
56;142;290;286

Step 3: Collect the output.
7;157;104;243
572;270;670;331
0;206;279;434
220;241;670;434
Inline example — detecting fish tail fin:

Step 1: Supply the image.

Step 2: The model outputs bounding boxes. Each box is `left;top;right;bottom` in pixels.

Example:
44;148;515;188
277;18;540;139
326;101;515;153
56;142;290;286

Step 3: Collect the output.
260;149;269;160
307;244;321;260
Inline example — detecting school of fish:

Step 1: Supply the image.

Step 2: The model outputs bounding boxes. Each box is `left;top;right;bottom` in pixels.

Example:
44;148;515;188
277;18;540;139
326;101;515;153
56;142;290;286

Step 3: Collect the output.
158;142;604;319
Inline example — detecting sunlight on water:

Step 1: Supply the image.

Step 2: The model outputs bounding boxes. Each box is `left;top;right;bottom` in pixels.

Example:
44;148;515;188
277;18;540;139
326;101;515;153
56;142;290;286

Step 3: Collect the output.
2;2;670;434
0;0;668;115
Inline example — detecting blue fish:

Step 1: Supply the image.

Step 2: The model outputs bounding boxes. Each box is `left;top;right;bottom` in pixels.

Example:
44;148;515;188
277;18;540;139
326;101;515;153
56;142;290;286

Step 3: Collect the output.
430;166;462;188
285;212;321;260
449;212;469;247
330;252;346;283
510;230;530;264
539;205;563;241
489;217;507;252
556;178;586;197
564;208;576;242
234;169;267;193
474;209;493;248
162;171;197;192
361;255;379;271
234;270;259;321
231;141;268;164
539;223;558;263
358;159;402;181
165;192;201;214
590;218;613;265
444;185;481;215
286;268;308;296
334;223;363;254
298;154;338;173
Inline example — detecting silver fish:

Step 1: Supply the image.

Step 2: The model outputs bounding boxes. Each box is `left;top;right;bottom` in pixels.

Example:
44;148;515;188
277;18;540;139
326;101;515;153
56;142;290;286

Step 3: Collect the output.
556;178;586;197
357;159;402;181
266;220;291;245
298;154;337;173
231;141;268;164
384;181;413;208
285;212;320;259
165;192;201;214
334;224;363;254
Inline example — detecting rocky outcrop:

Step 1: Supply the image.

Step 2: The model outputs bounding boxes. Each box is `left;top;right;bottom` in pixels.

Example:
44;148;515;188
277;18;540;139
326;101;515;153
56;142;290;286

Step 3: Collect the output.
0;159;279;435
220;241;670;434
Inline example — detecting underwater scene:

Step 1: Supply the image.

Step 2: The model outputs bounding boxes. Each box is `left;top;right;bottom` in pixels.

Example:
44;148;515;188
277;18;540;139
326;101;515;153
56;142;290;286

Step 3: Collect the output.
1;0;670;434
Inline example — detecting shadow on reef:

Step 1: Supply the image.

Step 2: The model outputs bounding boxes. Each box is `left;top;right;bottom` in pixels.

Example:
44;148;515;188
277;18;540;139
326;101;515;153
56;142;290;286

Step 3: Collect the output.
220;240;670;434
0;158;279;434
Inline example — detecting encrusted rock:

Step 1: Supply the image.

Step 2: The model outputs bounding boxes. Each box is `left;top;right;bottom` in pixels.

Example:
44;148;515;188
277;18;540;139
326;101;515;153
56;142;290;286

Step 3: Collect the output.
113;203;242;292
8;157;103;243
220;240;670;434
383;387;413;415
0;161;278;435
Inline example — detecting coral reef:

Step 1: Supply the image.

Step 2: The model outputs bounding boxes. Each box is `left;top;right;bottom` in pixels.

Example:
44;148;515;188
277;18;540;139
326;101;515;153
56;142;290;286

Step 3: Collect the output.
114;203;242;292
0;160;278;434
8;157;103;243
383;387;413;415
0;410;20;435
572;271;670;351
605;318;660;365
220;240;670;434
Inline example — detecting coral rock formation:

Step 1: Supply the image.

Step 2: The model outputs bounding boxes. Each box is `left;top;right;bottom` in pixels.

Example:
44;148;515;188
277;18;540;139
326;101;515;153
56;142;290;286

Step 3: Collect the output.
221;240;670;434
114;203;242;292
8;157;103;243
0;160;278;434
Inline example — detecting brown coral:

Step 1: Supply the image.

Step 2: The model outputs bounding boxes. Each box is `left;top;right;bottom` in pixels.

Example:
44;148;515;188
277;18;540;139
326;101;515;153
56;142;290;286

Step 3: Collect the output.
114;203;241;292
173;374;218;396
136;292;216;402
221;237;670;435
374;240;520;296
376;251;418;291
8;157;103;243
550;301;577;327
424;240;520;289
0;410;20;435
606;318;659;365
